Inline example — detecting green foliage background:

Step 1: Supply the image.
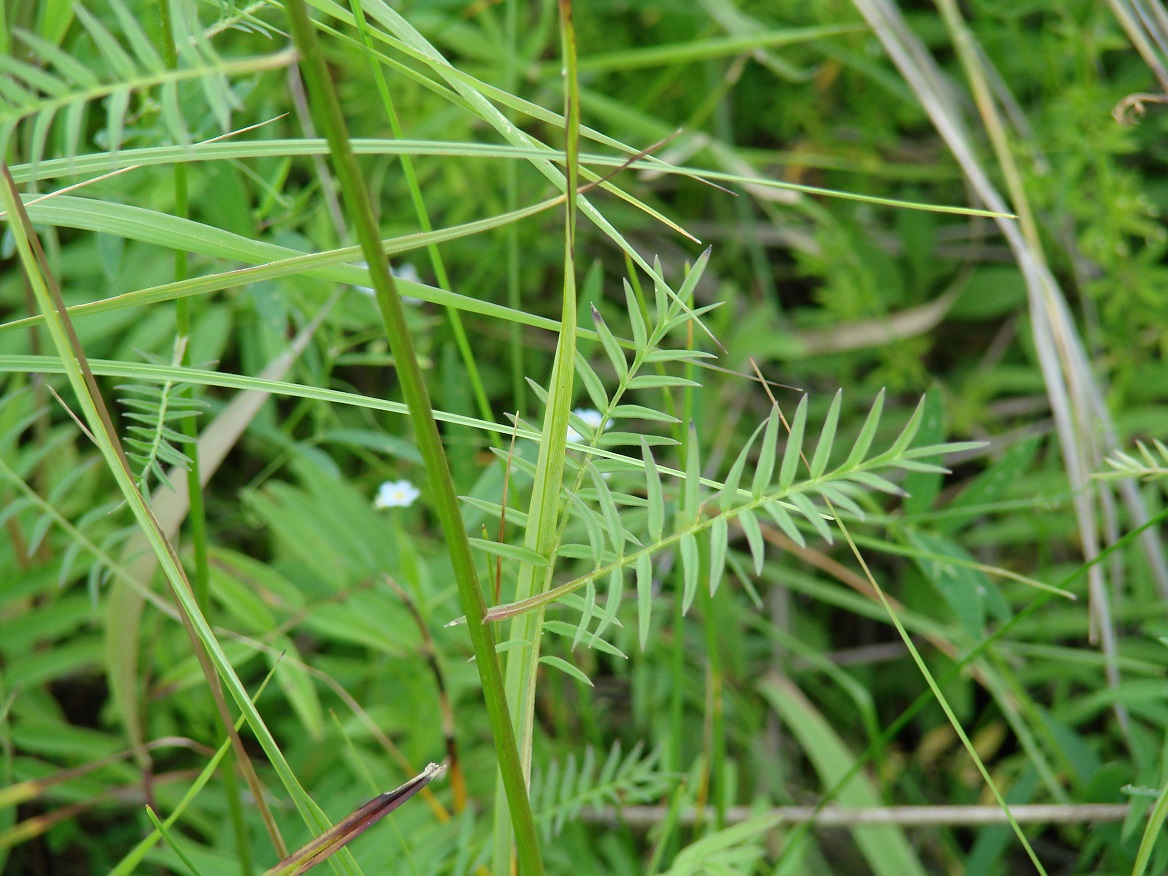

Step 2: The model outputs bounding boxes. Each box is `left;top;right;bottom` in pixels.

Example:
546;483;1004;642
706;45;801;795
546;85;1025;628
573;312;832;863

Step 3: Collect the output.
1;0;1167;874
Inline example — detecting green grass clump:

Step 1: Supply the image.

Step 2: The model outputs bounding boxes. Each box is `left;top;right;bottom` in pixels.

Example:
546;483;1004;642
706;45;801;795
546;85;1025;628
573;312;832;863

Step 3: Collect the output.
2;1;1167;874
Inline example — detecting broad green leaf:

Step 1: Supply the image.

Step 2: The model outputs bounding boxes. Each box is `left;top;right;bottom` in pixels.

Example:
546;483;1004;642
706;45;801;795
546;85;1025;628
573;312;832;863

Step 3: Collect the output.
762;678;929;876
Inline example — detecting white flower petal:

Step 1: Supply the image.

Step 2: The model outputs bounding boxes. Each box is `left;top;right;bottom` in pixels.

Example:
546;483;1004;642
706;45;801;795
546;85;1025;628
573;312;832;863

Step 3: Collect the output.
374;479;420;509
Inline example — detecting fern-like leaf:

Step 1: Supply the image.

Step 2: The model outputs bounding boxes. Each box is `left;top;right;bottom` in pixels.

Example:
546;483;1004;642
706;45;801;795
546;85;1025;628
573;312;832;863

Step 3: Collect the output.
1;0;287;160
117;348;206;493
1098;439;1168;483
530;741;670;840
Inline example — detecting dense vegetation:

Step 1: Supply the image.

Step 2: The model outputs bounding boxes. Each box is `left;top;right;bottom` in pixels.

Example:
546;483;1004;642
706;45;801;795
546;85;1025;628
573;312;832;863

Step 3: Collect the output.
2;0;1167;873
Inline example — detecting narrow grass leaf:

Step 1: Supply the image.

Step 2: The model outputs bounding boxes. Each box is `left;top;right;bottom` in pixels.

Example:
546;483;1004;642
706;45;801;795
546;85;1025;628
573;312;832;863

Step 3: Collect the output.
761;678;928;876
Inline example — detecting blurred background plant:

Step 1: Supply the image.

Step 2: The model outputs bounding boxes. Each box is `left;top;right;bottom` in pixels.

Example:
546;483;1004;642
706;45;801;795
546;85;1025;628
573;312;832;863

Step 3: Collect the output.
1;0;1167;873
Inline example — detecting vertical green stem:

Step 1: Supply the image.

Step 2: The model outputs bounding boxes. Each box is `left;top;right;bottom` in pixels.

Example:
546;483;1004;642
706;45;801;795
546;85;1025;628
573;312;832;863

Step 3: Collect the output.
157;4;248;869
281;4;543;874
157;0;210;620
504;0;525;415
700;579;725;830
492;1;581;872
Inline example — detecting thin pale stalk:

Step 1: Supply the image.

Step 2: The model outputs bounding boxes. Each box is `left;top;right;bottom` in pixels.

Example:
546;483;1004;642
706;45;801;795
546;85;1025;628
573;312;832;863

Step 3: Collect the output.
158;4;248;868
493;1;581;872
349;0;497;443
280;3;543;874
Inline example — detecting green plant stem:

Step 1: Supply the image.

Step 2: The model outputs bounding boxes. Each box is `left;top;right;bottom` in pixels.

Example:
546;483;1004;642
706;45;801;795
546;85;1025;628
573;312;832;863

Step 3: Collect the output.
504;0;524;416
701;575;726;831
280;4;544;875
158;5;247;871
493;2;581;872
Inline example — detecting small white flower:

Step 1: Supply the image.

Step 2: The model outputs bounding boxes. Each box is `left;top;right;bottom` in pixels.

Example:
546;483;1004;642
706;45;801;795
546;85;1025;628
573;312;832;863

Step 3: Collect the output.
353;261;422;303
567;408;609;444
374;479;421;509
